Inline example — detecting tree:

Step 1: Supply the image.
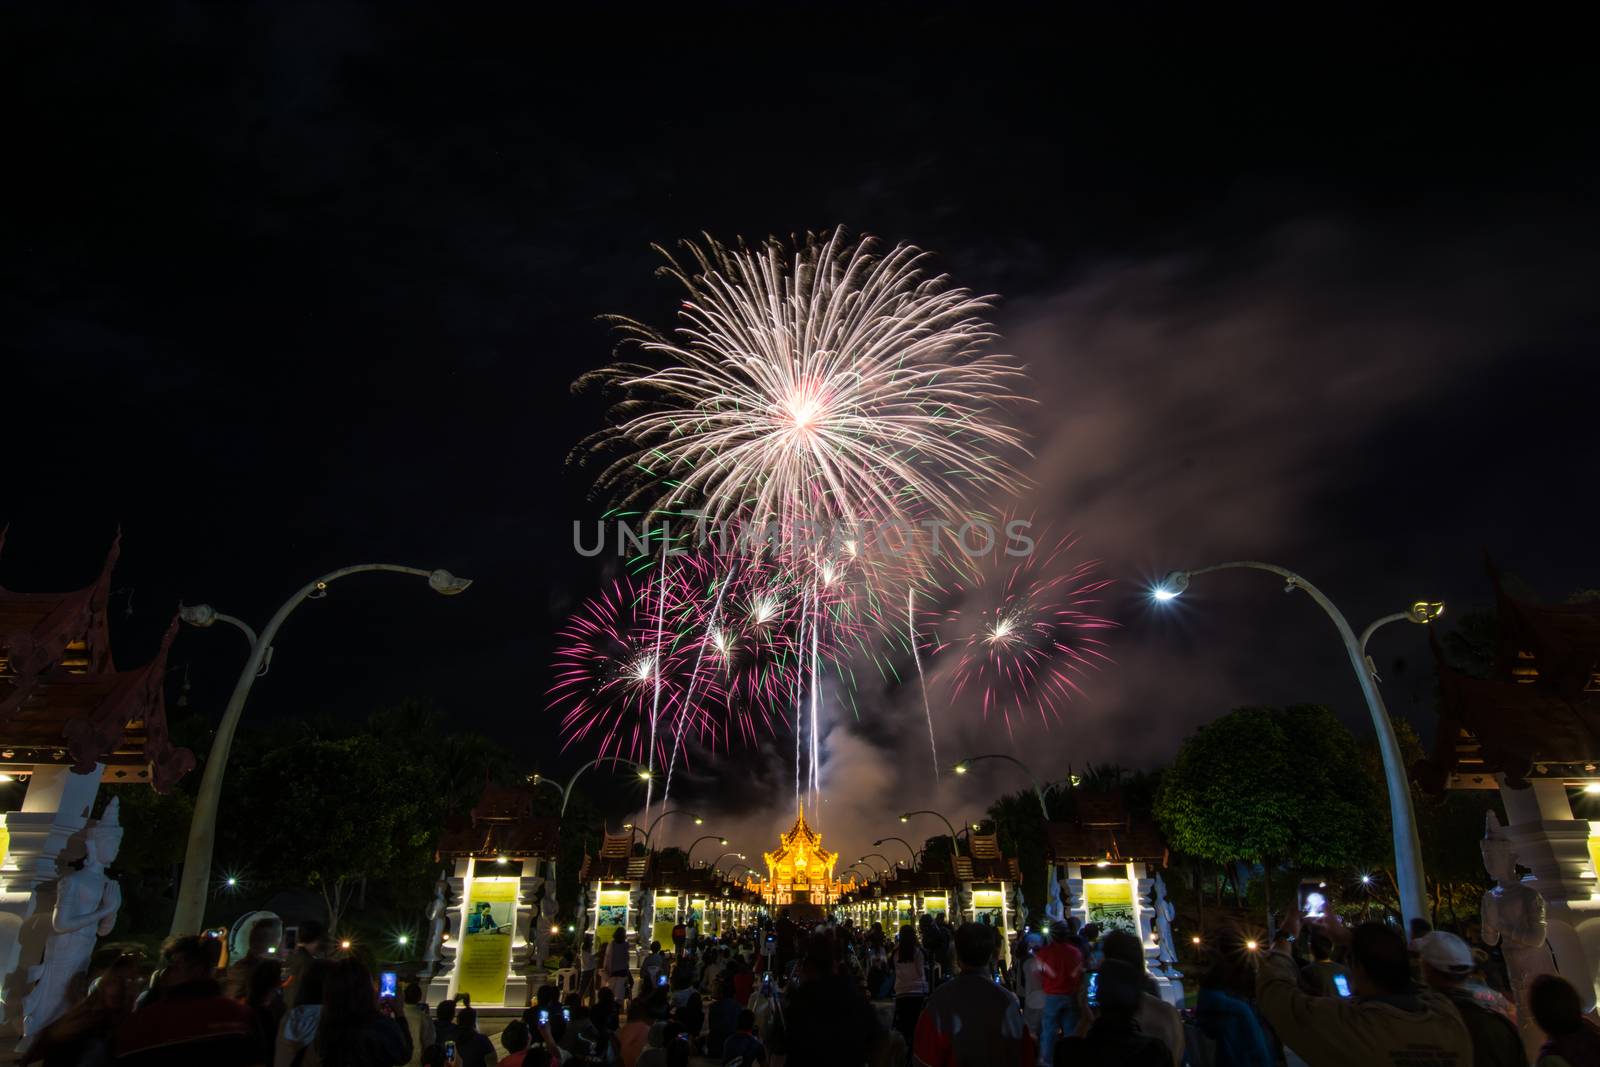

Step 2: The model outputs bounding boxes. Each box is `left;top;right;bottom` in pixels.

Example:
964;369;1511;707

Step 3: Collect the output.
1154;705;1381;919
243;733;440;933
987;790;1049;913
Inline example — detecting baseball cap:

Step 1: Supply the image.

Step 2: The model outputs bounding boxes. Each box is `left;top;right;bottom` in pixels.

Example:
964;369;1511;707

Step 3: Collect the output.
1419;931;1474;974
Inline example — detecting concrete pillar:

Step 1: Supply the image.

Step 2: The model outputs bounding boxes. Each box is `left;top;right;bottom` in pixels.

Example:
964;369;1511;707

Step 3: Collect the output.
1499;779;1595;903
0;766;104;1033
1498;776;1600;1017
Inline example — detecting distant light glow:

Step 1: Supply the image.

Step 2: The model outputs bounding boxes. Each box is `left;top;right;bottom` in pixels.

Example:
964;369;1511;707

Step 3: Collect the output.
1245;940;1259;951
1584;783;1600;795
1152;587;1179;602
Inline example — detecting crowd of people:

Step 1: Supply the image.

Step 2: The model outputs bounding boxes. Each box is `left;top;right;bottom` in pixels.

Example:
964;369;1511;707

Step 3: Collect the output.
1184;911;1600;1067
19;907;1600;1066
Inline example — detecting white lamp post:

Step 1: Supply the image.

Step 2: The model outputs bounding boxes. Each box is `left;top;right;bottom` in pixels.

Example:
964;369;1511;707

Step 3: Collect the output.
1152;561;1442;930
952;754;1052;819
170;564;472;935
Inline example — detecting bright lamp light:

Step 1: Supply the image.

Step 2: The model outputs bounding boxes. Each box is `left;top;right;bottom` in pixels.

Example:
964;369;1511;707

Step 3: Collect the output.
1151;570;1189;601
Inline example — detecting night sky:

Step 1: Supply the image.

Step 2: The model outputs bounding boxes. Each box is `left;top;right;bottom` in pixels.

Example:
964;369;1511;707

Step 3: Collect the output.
5;7;1597;853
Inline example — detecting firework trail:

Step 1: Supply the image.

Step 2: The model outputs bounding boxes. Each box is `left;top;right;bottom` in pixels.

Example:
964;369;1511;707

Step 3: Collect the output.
660;567;731;812
908;584;939;779
923;532;1116;733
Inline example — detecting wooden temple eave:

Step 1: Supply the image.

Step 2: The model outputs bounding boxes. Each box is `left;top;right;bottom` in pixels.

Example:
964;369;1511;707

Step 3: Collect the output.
0;534;196;793
1415;573;1600;795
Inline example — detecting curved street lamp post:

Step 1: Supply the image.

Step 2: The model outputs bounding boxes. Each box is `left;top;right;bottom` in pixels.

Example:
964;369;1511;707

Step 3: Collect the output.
1153;561;1442;930
900;809;962;858
171;564;472;936
685;835;729;866
953;754;1052;820
874;837;919;867
528;760;652;913
641;809;703;850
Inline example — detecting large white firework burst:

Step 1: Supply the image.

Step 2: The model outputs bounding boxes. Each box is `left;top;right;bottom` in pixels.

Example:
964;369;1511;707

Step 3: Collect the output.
574;229;1031;541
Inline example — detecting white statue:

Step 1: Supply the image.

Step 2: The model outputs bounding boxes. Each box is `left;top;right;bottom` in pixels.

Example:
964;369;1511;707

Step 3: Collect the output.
21;798;123;1041
1045;866;1065;923
422;873;450;976
1153;872;1181;976
1481;811;1556;1051
536;891;555;966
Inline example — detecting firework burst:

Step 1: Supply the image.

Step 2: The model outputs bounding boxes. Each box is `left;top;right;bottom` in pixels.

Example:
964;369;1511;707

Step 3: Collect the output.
574;229;1030;541
548;573;717;764
923;533;1116;732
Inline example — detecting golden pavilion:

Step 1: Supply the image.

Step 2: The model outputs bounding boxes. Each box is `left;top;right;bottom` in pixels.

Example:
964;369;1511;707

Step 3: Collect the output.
762;806;842;906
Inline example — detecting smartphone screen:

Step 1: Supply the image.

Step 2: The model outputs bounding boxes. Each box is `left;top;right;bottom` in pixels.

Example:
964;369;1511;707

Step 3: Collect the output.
1086;971;1099;1007
538;1008;550;1026
1298;881;1329;920
562;1007;571;1022
379;972;398;999
444;1041;456;1060
1333;973;1351;998
658;974;667;986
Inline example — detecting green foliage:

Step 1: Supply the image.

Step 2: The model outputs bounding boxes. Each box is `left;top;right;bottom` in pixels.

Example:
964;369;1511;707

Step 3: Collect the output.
235;733;439;932
1154;705;1381;872
95;783;195;936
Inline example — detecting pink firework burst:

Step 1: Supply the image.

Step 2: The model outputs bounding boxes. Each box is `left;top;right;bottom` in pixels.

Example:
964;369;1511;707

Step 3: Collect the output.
923;533;1116;732
666;552;801;749
548;573;718;764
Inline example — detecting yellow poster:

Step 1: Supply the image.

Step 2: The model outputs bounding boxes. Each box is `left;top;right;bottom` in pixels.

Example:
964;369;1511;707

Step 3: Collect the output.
972;888;1005;928
596;889;629;950
923;894;948;920
457;876;518;1005
652;894;679;948
1084;879;1135;936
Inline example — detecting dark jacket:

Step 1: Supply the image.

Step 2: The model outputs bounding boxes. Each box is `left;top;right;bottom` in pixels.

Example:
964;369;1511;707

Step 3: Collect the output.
115;980;263;1066
301;1015;413;1067
1055;1020;1170;1067
1441;989;1523;1067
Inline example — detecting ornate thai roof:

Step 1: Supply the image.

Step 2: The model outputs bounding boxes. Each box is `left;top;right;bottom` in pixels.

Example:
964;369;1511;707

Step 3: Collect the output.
1044;790;1168;864
763;806;838;871
0;532;195;792
1414;564;1600;792
436;782;560;859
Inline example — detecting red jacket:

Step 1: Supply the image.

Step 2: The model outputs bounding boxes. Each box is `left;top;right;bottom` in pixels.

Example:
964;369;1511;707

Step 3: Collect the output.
1034;941;1084;996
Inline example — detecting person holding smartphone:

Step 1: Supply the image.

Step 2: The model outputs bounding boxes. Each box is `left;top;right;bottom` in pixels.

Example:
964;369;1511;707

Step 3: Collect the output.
1258;912;1471;1066
1297;930;1353;1000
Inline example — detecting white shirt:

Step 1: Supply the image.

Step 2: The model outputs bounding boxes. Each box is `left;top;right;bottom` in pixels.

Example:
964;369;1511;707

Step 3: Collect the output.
894;947;928;996
1022;955;1047;1012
